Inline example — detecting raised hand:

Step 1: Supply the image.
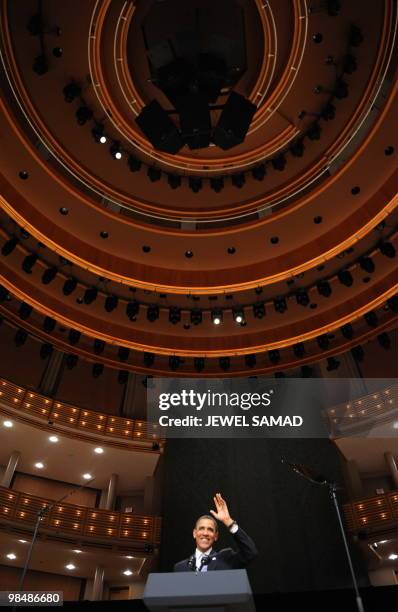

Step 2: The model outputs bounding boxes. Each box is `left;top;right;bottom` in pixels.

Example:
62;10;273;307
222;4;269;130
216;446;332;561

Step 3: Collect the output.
210;493;234;527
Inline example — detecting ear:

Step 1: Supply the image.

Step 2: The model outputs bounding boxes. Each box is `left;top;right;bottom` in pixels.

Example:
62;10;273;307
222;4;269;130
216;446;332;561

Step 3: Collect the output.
214;531;219;542
193;528;197;540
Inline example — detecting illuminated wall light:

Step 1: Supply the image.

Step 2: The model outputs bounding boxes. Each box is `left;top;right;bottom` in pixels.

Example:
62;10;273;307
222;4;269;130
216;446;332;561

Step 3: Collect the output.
20;512;25;517
89;526;94;531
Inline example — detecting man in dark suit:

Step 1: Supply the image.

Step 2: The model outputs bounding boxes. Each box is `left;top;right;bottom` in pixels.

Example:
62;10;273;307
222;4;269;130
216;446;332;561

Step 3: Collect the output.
174;493;257;572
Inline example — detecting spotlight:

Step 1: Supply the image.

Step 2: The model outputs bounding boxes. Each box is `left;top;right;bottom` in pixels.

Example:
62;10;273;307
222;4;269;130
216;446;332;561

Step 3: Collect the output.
118;370;128;384
63;278;77;296
301;365;313;377
169;356;181;371
296;290;310;307
245;354;257;368
338;269;353;287
0;285;9;302
167;174;181;189
268;349;280;364
321;103;336;121
290;139;305;157
253;302;265;318
147;167;161;182
210;177;224;192
22;253;38;274
63;82;81;103
147;305;159;322
93;339;105;354
143;352;154;367
105;295;118;313
274;297;287;314
364;311;378;327
379;241;396;259
1;236;19;256
307;123;321;141
43;316;56;333
272;154;286;171
128;155;142;172
387;295;398;313
211;309;223;325
14;329;28;347
326;356;340;371
33;55;48;75
293;343;305;358
343;54;357;74
92;363;104;378
317;279;332;298
335;78;349;99
251;164;266;181
91;124;107;144
75;106;93;125
341;323;354;340
169;307;181;325
233;308;245;324
194;357;205;372
118;347;130;362
84;287;98;305
189;177;202;193
126;300;140;320
68;329;81;345
231;173;245;188
317;334;329;350
349;25;363;47
219;356;230;371
191;309;202;325
41;266;58;285
40;343;53;359
359;256;375;273
377;332;391;350
351;345;364;362
19;302;33;320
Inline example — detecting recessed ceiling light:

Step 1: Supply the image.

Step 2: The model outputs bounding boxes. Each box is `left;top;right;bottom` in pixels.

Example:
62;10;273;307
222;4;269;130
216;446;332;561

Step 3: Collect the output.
378;540;388;544
388;553;398;560
3;420;13;428
123;570;133;576
34;462;44;469
65;563;76;570
49;435;59;443
6;553;17;560
125;555;134;559
82;473;92;480
73;550;82;554
94;447;104;454
18;540;28;544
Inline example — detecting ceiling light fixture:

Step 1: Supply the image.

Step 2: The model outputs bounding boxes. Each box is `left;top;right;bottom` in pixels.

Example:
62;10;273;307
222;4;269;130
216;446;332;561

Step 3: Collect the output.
3;420;13;428
6;553;17;560
211;309;223;325
82;473;92;480
94;447;104;454
65;563;76;570
49;435;59;443
34;462;44;469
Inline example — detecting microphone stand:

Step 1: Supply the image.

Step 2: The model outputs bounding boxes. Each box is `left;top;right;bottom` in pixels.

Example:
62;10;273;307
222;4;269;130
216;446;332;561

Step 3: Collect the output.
282;459;365;612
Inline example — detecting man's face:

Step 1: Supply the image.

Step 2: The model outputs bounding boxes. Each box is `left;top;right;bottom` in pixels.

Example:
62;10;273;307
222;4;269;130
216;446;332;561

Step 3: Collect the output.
193;518;218;552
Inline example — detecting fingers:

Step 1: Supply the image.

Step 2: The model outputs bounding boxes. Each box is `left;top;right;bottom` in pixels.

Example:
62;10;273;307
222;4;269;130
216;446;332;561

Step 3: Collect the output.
209;510;216;517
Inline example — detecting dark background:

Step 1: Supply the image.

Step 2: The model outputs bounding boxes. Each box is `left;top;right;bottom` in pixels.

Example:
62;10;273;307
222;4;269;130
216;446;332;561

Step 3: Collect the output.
159;438;368;594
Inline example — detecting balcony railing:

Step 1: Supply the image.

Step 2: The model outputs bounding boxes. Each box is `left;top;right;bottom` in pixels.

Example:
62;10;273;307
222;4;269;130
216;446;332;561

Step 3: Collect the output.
343;490;398;533
0;486;161;546
0;377;164;450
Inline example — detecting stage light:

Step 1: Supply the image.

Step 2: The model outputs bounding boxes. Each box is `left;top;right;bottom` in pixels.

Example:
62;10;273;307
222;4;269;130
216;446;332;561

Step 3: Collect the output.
272;154;286;171
343;54;357;74
307;123;321;141
93;339;105;354
118;370;128;384
19;302;33;320
268;350;280;364
66;353;78;369
253;302;265;318
359;256;375;273
211;309;223;325
143;352;154;367
14;329;28;347
91;124;107;144
245;354;257;368
169;307;181;324
194;357;205;372
219;357;230;371
41;266;58;285
326;356;340;371
169;356;181;371
63;278;77;296
33;55;48;75
1;236;19;256
40;343;53;359
147;305;159;322
147;167;161;182
296;290;310;307
126;301;139;320
110;142;122;160
128;155;142;172
231;173;245;188
189;177;202;193
76;106;93;125
63;82;81;103
274;297;287;314
338;269;353;287
191;309;202;325
167;174;181;189
351;345;364;362
22;253;38;274
317;279;332;298
43;316;56;333
293;343;305;358
379;241;396;259
349;25;363;47
317;334;329;350
84;287;98;305
118;347;130;362
335;78;349;99
341;323;354;340
377;333;391;350
105;295;118;313
68;329;81;345
210;177;224;192
252;164;266;181
92;363;104;378
364;311;378;327
233;308;244;324
301;365;313;377
290;139;305;157
387;295;398;314
0;285;9;302
321;103;336;121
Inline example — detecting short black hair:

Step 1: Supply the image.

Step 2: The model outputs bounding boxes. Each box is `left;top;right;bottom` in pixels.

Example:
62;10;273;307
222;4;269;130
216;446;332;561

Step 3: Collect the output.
194;515;218;531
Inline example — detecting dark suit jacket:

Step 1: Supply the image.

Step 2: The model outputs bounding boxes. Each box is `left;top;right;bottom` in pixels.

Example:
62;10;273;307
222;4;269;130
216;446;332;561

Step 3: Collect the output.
173;527;258;572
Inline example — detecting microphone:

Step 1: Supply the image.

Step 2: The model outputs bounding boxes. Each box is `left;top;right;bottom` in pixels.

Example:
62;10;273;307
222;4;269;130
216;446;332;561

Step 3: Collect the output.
188;554;196;571
199;555;211;570
281;457;335;486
